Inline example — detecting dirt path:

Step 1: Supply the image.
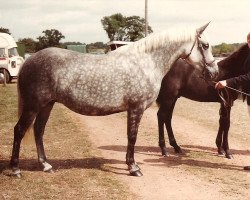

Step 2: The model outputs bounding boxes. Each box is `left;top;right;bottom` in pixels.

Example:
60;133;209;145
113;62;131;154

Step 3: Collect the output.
74;103;250;200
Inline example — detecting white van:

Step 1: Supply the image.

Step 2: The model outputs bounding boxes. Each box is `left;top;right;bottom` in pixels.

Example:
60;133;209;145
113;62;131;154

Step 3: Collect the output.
0;33;24;83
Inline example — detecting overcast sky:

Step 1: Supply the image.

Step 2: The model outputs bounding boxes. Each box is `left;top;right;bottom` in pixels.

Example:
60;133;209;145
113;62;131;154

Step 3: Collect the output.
0;0;249;45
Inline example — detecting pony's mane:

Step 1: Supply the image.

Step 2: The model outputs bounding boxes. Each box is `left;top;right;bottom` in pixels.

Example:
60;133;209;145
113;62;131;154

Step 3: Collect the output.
112;27;196;54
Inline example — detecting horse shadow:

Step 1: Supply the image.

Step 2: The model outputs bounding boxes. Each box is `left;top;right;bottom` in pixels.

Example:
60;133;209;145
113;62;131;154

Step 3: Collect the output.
99;144;250;156
1;145;248;176
98;144;250;172
0;157;131;176
181;144;250;156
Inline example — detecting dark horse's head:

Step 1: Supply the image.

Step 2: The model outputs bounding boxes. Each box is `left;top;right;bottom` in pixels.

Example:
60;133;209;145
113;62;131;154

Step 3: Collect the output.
217;43;250;103
217;43;249;80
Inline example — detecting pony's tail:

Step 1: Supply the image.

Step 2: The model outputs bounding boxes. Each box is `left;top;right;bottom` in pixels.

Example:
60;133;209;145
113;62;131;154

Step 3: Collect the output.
17;81;35;145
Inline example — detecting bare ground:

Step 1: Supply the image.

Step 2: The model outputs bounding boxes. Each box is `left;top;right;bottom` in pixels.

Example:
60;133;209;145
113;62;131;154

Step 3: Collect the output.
1;85;249;199
73;99;250;200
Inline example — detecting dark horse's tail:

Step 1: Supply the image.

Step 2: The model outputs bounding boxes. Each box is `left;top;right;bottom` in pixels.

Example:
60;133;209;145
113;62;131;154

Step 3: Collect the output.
17;78;35;145
246;95;250;119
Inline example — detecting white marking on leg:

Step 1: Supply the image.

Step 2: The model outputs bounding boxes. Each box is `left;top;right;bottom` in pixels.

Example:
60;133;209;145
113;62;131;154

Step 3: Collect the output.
128;163;140;173
13;168;21;175
42;162;52;172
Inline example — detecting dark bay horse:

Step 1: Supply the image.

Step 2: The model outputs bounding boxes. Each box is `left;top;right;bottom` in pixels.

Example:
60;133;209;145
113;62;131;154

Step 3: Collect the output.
157;44;249;159
10;24;219;177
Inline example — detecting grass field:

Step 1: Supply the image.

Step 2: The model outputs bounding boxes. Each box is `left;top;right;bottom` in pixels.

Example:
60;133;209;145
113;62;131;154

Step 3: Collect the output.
0;84;135;200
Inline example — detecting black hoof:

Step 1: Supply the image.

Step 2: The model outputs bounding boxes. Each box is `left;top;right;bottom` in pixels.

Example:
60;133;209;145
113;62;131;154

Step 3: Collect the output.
243;166;250;170
225;154;233;159
161;149;170;157
174;147;183;154
218;152;225;157
130;170;143;177
162;152;170;157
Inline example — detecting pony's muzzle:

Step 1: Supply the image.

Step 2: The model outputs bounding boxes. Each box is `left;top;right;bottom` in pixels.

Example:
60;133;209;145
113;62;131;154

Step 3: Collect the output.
203;62;219;80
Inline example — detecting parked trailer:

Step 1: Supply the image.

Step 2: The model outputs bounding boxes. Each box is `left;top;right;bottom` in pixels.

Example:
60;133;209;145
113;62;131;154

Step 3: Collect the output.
106;41;133;51
0;33;24;83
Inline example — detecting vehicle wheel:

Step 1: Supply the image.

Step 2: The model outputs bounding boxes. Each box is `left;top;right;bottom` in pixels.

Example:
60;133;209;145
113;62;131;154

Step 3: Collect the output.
0;69;10;83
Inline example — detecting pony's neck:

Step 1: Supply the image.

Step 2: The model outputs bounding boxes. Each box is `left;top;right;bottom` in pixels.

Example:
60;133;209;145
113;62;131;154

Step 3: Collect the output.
151;42;187;76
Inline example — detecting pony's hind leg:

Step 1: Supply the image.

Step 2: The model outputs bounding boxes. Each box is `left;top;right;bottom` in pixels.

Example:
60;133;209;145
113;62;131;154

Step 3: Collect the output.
126;106;144;177
34;102;55;172
10;109;37;177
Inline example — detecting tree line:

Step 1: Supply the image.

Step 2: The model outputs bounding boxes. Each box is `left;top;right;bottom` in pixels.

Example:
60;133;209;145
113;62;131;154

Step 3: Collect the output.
0;13;245;56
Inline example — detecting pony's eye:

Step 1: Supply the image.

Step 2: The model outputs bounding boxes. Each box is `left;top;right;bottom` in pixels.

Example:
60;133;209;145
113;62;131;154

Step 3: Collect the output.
202;43;209;50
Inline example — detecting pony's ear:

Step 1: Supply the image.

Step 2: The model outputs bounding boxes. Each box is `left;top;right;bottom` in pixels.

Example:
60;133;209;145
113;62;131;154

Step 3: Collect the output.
196;22;210;35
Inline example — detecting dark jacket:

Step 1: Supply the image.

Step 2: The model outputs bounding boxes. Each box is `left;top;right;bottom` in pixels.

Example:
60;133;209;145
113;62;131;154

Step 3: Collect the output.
226;48;250;105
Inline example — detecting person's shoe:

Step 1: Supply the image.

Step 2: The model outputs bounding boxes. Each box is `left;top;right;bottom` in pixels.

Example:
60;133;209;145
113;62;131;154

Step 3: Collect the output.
243;166;250;170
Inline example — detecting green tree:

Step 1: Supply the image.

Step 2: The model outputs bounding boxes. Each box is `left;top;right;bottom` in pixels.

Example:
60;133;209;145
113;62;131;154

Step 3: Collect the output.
36;29;65;51
101;13;153;42
101;13;126;41
0;27;11;35
18;38;37;53
125;16;153;41
212;43;243;56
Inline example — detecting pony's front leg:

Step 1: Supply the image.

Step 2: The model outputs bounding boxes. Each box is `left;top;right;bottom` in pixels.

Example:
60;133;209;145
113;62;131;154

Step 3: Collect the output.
163;99;182;154
222;106;232;159
126;106;144;177
216;104;232;159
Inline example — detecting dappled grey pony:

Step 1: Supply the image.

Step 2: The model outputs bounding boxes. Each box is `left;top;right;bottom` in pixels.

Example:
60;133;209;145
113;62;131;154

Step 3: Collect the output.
10;23;218;177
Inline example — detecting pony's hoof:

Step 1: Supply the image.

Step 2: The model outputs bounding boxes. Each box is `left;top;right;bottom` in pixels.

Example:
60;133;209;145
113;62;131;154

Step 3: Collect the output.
45;168;54;173
161;148;170;157
11;169;22;178
174;147;183;154
218;152;225;157
128;163;142;176
42;162;53;173
162;151;170;157
15;173;22;178
130;170;143;177
225;154;233;159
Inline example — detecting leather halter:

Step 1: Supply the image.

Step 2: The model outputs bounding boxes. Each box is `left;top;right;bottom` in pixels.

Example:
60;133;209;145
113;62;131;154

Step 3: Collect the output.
184;33;216;69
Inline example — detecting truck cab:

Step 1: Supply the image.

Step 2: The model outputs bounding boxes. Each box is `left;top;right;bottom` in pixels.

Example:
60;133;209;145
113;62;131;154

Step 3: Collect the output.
0;33;24;83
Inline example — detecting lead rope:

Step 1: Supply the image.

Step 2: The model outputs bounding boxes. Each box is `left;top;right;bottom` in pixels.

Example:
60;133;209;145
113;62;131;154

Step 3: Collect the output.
211;81;250;97
197;76;250;108
217;88;232;108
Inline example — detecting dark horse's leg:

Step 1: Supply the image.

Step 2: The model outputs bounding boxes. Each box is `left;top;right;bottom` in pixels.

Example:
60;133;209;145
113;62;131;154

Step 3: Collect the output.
10;108;37;178
157;98;182;156
34;102;55;172
216;103;232;159
126;106;144;176
157;106;169;156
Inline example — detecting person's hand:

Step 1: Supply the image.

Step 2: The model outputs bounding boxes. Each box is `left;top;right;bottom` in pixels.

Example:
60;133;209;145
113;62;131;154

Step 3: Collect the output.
215;80;227;89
